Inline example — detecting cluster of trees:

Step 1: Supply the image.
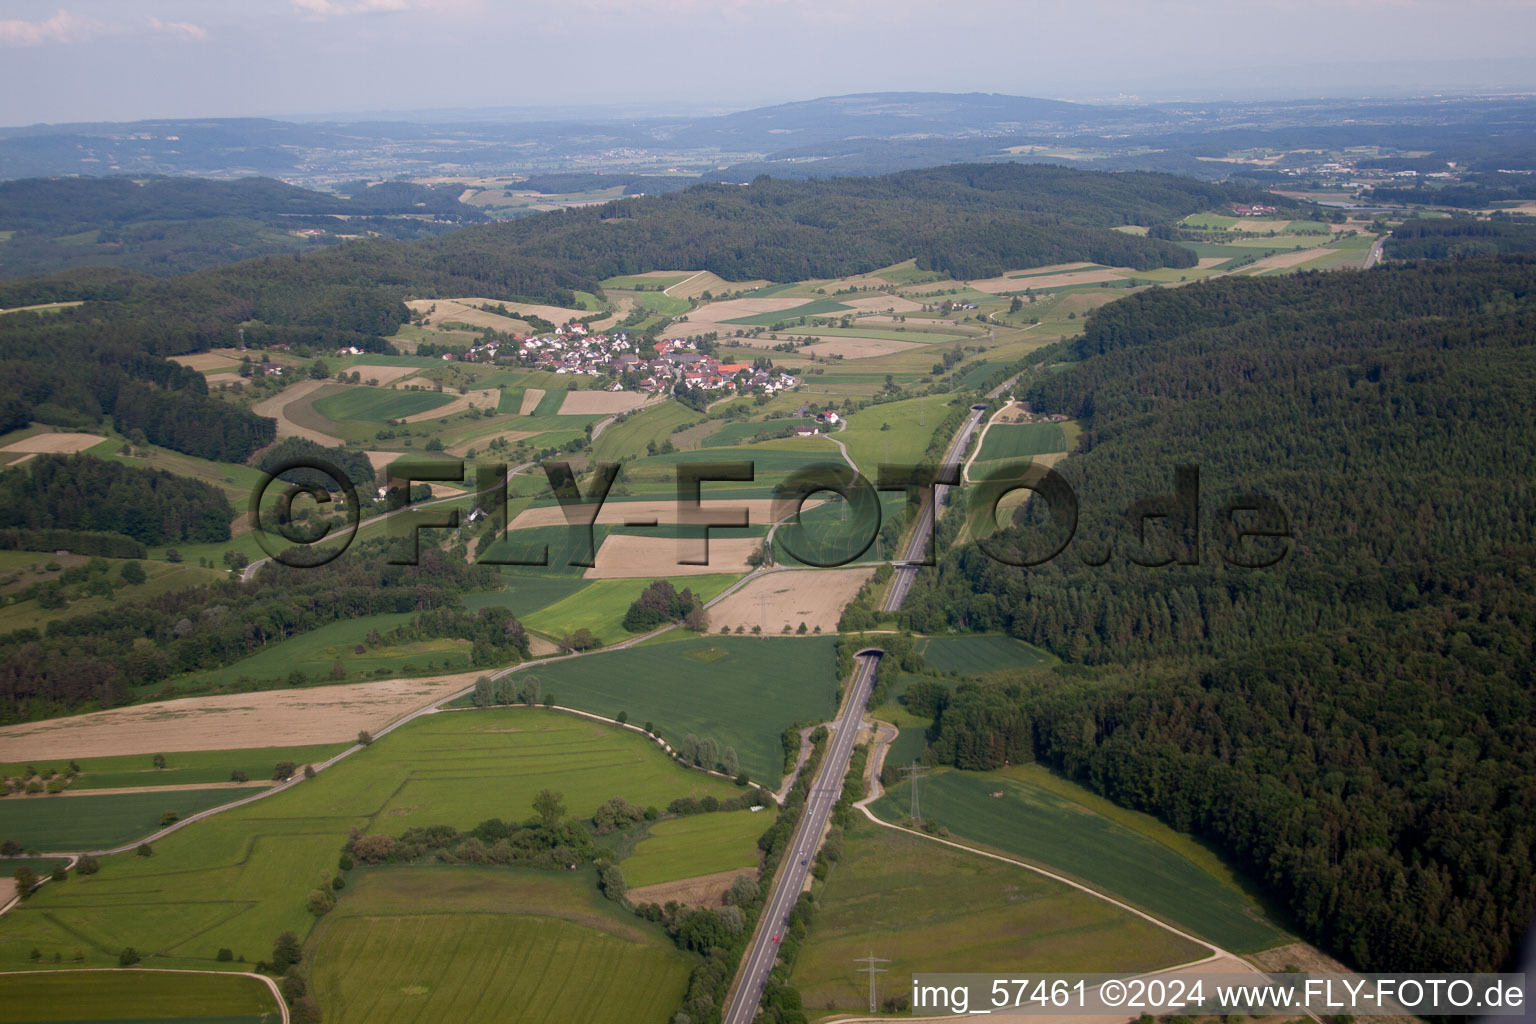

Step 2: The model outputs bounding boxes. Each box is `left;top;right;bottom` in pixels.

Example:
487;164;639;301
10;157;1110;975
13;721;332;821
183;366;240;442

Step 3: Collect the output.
0;454;233;545
0;527;146;559
622;579;705;633
0;540;498;721
253;438;377;496
675;734;740;779
343;798;595;871
472;672;544;708
903;255;1536;974
385;604;530;667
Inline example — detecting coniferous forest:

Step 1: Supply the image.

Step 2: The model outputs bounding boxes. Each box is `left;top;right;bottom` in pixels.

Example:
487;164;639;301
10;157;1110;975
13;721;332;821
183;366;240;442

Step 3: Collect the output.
903;255;1536;974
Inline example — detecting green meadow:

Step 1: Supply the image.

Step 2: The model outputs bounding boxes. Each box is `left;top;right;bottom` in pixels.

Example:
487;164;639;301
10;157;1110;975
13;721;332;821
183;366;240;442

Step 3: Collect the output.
309;867;692;1024
312;388;456;423
622;809;765;887
493;636;839;784
522;573;740;644
167;610;472;690
790;818;1203;1012
0;788;258;852
700;419;819;448
591;402;701;462
461;578;591;619
872;766;1287;952
975;422;1066;462
836;395;956;475
0;970;281;1022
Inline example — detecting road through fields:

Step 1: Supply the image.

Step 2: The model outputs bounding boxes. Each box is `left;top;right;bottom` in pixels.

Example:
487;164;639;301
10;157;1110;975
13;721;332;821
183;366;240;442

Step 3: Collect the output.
722;384;1005;1023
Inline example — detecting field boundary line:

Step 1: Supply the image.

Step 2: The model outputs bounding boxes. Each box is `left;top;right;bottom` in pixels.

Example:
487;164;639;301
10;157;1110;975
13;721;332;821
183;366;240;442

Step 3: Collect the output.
849;789;1315;1021
852;797;1222;956
663;271;706;297
0;966;289;1024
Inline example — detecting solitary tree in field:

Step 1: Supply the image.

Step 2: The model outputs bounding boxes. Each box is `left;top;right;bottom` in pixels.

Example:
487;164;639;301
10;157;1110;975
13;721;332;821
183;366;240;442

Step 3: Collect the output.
532;789;565;829
12;865;37;896
699;737;720;771
152;754;166;770
722;747;739;779
473;676;493;708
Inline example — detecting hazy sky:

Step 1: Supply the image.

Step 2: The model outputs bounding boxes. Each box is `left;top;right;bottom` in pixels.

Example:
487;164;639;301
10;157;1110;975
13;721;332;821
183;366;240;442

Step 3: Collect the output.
3;0;1535;125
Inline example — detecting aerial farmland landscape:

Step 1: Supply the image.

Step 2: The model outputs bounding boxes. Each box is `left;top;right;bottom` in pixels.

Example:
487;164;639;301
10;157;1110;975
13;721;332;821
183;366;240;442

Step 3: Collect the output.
0;3;1534;1023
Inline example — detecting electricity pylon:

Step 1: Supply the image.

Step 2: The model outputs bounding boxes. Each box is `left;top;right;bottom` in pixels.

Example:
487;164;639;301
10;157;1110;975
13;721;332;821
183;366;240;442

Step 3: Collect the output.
854;954;890;1014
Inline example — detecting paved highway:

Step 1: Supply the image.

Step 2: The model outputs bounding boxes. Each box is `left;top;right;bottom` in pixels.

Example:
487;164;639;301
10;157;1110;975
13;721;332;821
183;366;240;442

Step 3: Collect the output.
723;385;1005;1022
723;652;879;1024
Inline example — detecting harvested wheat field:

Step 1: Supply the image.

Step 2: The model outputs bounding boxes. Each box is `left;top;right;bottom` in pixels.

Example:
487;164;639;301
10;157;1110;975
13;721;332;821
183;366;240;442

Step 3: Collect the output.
364;450;405;474
508;498;811;532
707;566;874;633
0;674;483;761
399;388;499;423
668;271;768;300
557;390;651;415
407;296;587;329
168;352;242;373
527;636;562;657
583;534;759;579
203;373;244;387
836;294;925;314
628;867;755;909
970;267;1126;292
803;337;924;359
1231;218;1292;233
252;379;343;446
0;433;106;455
351;363;421;386
518;388;545;415
684;296;807;328
1239;246;1335;273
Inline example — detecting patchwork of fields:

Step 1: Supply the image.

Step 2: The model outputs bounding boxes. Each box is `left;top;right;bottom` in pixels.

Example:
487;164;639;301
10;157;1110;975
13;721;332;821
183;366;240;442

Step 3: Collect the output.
0;710;737;971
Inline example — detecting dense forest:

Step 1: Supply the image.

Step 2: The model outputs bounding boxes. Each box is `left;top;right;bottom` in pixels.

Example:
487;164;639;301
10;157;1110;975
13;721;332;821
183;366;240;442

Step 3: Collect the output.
0;176;487;278
0;454;233;545
1384;217;1536;259
449;163;1283;282
0;540;505;722
902;256;1536;974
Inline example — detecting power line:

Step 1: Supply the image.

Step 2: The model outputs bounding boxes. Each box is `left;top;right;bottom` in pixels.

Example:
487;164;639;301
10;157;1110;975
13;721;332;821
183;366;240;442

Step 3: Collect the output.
901;761;927;825
853;954;890;1014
